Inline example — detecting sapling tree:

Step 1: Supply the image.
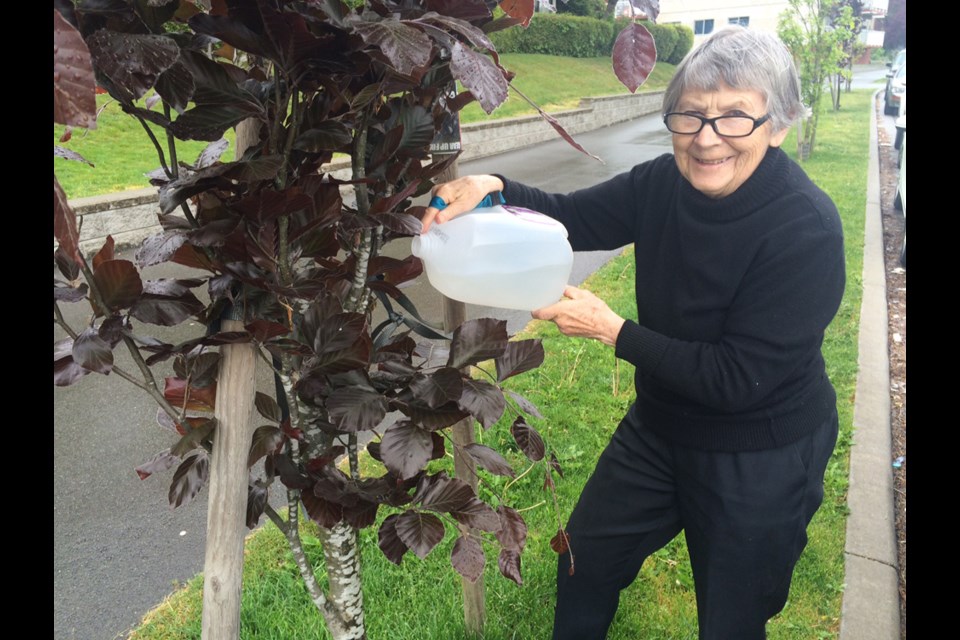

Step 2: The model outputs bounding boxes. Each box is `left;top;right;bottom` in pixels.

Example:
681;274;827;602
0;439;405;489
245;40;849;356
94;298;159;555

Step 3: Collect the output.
53;1;657;638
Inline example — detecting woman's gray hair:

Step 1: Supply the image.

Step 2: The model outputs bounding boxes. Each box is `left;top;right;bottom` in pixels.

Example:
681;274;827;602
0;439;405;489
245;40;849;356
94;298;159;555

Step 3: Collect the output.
662;26;808;131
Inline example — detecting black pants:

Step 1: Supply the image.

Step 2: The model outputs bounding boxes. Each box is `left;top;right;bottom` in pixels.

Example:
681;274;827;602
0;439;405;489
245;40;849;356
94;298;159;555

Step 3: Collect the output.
552;405;839;640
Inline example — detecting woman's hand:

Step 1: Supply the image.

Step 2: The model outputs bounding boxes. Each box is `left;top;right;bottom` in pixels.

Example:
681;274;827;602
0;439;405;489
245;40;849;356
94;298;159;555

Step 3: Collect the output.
421;174;505;234
532;286;626;347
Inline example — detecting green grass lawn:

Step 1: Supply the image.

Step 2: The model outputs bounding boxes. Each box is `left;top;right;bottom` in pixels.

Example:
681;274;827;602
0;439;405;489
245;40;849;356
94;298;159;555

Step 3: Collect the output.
53;55;674;199
128;90;871;640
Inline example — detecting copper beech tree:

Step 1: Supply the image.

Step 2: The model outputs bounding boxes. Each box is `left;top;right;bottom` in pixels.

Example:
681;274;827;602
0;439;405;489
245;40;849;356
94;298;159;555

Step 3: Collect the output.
53;1;657;638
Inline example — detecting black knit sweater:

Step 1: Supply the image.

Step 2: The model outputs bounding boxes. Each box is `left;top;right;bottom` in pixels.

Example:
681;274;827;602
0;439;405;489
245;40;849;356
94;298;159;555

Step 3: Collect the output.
499;147;845;452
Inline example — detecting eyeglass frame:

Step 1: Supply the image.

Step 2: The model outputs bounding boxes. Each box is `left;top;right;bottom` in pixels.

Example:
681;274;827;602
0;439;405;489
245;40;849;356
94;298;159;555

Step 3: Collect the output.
662;112;771;138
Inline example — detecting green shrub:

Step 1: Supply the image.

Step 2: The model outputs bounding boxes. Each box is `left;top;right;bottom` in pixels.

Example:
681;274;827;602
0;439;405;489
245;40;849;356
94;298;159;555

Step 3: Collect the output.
557;0;608;19
668;24;694;64
490;13;616;57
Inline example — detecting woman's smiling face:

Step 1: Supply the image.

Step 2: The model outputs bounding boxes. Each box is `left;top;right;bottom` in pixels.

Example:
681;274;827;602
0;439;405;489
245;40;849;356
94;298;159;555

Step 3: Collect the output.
671;84;789;199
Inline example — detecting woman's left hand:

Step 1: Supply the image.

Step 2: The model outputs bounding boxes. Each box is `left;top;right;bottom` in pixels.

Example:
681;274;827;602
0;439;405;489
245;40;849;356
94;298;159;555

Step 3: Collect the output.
532;286;626;347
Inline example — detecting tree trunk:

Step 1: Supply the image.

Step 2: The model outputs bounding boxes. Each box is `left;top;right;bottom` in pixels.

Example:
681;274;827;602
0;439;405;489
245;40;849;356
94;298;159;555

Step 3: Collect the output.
318;522;367;640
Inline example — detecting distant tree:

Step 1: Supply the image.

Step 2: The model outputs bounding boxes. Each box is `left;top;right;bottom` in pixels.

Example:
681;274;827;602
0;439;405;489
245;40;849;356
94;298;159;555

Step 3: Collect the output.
884;0;906;50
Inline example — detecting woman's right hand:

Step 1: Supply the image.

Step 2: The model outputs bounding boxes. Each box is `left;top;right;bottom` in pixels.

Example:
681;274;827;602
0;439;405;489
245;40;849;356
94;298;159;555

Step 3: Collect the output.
421;174;505;234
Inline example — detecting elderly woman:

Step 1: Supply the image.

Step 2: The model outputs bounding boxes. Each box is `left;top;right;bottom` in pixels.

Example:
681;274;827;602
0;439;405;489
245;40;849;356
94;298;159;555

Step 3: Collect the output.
422;26;844;639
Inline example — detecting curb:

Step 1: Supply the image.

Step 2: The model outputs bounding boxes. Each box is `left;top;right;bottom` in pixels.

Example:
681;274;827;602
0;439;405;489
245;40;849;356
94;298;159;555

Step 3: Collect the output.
838;90;900;639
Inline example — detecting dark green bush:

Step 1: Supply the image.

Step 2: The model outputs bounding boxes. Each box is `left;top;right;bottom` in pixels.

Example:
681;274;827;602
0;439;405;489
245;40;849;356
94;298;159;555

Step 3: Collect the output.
668;24;694;64
490;13;616;58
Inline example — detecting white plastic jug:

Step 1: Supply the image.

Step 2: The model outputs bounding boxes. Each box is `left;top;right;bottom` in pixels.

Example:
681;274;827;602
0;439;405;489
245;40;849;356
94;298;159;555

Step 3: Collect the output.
412;204;574;311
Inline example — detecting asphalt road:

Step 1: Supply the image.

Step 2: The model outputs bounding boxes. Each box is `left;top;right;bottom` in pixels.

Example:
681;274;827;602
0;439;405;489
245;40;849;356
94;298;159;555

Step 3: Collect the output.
53;109;673;640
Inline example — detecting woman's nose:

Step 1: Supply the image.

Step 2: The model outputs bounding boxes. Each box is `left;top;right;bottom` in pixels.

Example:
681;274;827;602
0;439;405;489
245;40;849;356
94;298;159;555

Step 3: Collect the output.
694;121;723;144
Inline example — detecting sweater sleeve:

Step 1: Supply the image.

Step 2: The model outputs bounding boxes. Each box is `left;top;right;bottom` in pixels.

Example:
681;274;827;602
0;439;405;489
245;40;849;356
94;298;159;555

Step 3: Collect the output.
615;192;846;414
497;155;674;252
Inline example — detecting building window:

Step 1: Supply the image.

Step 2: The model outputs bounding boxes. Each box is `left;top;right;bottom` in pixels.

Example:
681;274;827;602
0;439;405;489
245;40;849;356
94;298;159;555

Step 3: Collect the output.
694;19;714;35
728;16;750;27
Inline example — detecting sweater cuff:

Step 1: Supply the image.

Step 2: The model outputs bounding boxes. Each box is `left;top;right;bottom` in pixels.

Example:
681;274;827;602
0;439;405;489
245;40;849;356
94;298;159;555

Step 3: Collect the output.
615;319;669;375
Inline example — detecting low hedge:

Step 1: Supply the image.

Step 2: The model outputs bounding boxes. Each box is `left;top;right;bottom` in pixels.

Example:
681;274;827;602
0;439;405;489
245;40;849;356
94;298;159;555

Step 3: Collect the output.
491;14;695;63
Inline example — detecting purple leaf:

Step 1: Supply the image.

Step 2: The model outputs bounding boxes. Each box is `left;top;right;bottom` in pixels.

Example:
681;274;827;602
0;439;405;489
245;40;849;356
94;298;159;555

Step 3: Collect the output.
417;12;496;52
254;393;283;423
612;22;658;94
156;407;179;434
506;390;543;419
130;291;204;326
352;17;432;76
245;320;289;342
54;176;82;266
301;491;343;528
495;339;544;382
54;281;88;303
449;41;508;115
136;230;189;268
145;94;162;110
248;425;284;467
451;498;501;532
53;9;97;129
414;472;474;514
393;400;470;431
498;0;534;28
425;0;492;22
92;260;144;314
154;60;195;115
378;514;409;565
498;548;523;586
452;534;485;583
458;379;505;430
448;318;508;369
343;499;380;529
550;528;571;555
380;421;433;480
549;452;564;479
510;417;545;462
135;448;181;481
378;212;423;236
293;123;354;153
72;327;114;374
55;245;80;281
327;386;389;432
170;418;216;458
410;368;463;409
195;138;230;169
92;236;115;271
495;505;527;552
464;443;515;478
54;146;94;166
168;451;210;508
509;85;604;162
395;510;445;559
246;482;268;529
86;30;180;103
54;354;91;387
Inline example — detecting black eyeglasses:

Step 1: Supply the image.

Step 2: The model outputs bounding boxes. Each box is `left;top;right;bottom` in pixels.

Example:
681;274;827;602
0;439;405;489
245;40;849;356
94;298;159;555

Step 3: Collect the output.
663;112;771;138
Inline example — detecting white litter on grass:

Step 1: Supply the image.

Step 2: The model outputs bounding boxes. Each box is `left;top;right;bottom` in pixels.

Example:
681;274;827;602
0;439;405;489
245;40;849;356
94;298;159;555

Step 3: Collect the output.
180;530;187;537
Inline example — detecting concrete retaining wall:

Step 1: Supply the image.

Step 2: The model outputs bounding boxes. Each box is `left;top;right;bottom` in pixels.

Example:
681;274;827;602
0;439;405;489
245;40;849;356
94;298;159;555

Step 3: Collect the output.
65;91;664;255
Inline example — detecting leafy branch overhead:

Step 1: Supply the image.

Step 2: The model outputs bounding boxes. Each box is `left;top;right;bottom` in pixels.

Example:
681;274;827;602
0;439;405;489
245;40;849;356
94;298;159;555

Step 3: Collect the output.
53;1;656;636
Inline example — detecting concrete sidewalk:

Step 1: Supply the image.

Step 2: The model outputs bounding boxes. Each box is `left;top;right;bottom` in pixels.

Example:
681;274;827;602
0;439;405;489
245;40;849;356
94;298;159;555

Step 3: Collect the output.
838;92;901;639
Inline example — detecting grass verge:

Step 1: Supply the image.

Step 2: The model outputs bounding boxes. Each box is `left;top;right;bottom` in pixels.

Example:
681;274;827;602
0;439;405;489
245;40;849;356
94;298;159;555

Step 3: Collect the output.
53;55;674;199
128;90;872;640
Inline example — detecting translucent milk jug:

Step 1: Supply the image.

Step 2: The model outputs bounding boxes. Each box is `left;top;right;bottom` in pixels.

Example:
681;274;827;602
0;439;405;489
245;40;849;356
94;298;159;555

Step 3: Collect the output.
412;204;574;311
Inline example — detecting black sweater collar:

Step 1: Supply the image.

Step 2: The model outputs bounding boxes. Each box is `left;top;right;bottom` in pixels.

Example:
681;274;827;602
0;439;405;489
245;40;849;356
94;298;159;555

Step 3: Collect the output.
679;146;790;222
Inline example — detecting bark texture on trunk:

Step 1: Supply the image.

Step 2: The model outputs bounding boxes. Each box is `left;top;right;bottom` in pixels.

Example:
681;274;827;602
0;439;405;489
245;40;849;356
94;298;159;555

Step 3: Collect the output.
318;521;367;640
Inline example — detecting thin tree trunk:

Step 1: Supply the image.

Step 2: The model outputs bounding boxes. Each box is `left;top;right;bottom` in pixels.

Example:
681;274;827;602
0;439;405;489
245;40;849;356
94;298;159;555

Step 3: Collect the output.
318;522;367;640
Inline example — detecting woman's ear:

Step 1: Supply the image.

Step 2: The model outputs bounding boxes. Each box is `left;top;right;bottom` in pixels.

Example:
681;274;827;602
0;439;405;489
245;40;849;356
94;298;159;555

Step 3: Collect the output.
770;127;790;148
